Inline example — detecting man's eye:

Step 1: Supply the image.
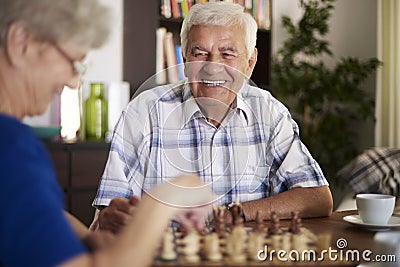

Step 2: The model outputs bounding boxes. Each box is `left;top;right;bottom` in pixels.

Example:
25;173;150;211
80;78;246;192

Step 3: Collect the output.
194;52;207;57
223;53;236;59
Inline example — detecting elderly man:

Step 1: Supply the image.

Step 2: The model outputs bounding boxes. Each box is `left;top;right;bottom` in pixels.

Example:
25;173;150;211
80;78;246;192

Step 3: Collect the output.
92;1;332;233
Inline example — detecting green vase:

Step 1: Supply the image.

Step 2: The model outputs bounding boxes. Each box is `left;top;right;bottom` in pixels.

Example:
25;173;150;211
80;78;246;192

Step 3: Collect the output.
85;83;108;141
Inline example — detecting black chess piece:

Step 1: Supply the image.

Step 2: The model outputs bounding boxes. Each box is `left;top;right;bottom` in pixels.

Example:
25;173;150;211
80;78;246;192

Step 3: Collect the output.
289;211;302;234
254;210;264;233
268;211;281;235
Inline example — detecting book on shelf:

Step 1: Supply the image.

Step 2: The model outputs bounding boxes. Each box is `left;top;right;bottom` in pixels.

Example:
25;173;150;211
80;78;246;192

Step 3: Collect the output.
156;28;186;84
180;0;189;17
253;0;271;30
160;0;271;30
170;0;181;18
175;45;185;80
164;31;180;83
161;0;172;18
156;27;167;84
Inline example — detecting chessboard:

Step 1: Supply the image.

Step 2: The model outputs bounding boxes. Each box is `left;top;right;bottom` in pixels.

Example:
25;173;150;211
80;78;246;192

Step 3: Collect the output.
152;205;347;266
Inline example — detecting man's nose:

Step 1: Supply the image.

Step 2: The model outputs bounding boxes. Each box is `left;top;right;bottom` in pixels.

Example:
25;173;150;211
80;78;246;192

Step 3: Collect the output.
202;58;225;74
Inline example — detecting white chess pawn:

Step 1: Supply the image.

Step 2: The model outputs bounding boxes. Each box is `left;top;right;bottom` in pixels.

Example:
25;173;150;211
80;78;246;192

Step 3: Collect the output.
316;233;332;254
292;233;309;253
160;228;177;261
281;232;291;253
225;226;248;263
247;231;264;261
203;232;222;262
270;234;282;251
181;230;200;263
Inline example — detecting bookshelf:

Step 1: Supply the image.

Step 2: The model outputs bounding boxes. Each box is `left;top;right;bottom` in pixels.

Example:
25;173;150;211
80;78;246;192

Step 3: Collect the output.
123;0;272;95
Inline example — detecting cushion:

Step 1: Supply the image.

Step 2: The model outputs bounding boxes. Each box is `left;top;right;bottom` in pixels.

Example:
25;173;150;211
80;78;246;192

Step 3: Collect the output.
336;148;400;195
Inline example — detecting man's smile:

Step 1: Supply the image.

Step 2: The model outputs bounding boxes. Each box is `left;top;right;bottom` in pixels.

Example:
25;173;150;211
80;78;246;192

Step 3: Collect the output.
200;79;227;87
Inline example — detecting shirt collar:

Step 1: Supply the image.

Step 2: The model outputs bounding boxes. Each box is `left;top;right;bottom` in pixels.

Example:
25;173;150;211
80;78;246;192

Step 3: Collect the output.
182;80;252;126
182;82;204;123
236;84;253;125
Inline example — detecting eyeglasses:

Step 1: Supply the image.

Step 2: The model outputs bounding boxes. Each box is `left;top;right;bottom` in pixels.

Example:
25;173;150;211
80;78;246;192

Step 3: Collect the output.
52;42;87;76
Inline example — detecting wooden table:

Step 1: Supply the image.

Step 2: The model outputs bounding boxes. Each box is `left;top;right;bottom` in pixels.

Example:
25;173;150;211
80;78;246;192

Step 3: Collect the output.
152;210;400;267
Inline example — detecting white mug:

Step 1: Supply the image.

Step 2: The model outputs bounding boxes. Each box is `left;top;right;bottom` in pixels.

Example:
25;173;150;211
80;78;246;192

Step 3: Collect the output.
356;193;395;225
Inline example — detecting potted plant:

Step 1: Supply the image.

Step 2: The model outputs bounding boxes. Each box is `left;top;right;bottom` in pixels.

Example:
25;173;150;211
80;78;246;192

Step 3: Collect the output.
270;0;382;195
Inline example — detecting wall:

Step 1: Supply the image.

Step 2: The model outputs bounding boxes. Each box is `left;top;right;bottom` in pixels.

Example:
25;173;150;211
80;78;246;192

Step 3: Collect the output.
272;0;377;150
84;0;123;83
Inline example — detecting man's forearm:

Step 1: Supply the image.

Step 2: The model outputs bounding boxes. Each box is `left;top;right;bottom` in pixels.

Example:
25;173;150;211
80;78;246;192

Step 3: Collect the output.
241;186;333;221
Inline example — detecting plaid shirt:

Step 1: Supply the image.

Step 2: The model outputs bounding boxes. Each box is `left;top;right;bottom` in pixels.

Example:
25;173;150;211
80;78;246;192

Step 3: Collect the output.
93;82;327;207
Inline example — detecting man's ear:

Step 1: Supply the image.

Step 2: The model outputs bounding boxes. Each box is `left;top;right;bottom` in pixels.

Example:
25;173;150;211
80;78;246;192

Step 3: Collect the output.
5;22;31;67
246;48;258;78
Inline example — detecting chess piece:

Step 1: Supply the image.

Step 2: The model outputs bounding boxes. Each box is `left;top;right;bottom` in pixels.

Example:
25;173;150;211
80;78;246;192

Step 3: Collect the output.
230;201;244;226
225;225;248;263
203;232;222;262
254;210;265;233
270;234;282;251
292;233;308;253
181;230;201;263
213;206;226;237
160;228;177;261
289;211;302;234
268;211;282;235
316;233;332;254
281;232;291;252
247;231;265;261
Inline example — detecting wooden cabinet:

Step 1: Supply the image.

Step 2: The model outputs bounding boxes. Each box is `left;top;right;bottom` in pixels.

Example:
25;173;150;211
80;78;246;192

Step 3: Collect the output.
46;142;110;226
123;1;272;95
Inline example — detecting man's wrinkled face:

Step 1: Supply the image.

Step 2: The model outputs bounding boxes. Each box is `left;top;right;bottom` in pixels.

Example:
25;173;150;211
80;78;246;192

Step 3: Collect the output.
184;25;257;111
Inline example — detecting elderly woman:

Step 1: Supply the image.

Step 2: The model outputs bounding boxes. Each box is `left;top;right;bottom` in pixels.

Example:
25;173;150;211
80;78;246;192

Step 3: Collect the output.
0;0;211;267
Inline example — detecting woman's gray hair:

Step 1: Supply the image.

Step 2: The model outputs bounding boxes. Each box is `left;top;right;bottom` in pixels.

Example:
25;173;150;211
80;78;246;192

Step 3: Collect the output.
0;0;111;49
180;2;257;60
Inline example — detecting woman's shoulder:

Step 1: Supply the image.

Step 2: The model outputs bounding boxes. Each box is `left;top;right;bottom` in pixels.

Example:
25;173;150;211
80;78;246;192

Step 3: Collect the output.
0;114;28;136
0;114;34;140
0;114;43;153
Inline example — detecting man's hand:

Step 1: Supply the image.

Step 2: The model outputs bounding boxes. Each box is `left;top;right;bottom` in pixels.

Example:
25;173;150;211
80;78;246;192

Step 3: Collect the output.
98;195;140;234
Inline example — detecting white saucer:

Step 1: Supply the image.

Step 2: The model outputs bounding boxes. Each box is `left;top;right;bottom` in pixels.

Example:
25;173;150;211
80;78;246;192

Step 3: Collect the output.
343;215;400;231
